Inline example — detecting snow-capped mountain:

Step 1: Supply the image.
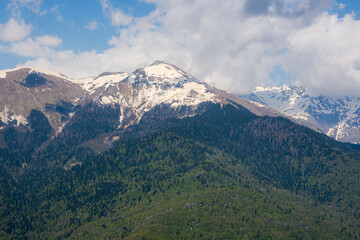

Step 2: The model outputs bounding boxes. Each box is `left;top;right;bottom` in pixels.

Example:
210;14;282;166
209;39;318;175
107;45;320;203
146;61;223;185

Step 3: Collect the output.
0;61;329;174
245;85;360;144
72;61;283;130
74;61;222;129
0;67;85;132
0;61;284;143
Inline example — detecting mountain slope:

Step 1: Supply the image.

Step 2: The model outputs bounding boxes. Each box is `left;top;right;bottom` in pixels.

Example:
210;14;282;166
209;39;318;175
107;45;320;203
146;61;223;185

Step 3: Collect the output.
2;104;360;239
1;62;360;239
245;85;360;144
38;61;287;158
0;67;85;132
0;62;287;176
0;67;86;174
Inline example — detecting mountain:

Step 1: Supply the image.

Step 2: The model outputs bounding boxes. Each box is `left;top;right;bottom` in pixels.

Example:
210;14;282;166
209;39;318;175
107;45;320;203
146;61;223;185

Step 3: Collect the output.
74;60;283;127
0;62;290;176
0;61;288;174
0;67;85;133
245;85;360;144
1;62;360;239
51;61;287;154
3;104;360;239
0;61;281;136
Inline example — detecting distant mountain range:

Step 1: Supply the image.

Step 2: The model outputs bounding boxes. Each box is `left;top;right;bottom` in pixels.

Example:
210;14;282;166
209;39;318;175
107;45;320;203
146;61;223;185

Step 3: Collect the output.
244;85;360;144
1;62;360;239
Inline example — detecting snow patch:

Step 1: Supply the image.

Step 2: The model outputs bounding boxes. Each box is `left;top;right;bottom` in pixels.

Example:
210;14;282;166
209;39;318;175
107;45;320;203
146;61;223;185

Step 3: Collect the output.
99;77;220;128
10;115;28;126
0;106;28;126
73;73;129;92
248;100;268;108
292;113;310;121
101;95;119;105
29;68;68;79
143;63;183;80
0;70;6;79
0;67;67;79
254;85;291;93
0;106;9;124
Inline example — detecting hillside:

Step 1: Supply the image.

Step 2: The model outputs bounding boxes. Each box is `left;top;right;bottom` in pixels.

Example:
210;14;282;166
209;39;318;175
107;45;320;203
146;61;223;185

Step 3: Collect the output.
1;104;359;239
0;64;360;239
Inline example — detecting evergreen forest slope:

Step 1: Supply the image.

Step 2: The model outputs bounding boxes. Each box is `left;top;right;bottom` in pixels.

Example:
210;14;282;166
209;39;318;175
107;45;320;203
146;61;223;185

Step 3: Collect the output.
1;104;360;239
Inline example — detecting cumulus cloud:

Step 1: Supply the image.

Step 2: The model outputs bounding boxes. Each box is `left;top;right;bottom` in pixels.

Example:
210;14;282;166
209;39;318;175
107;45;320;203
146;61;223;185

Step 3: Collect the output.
337;2;346;10
101;0;133;26
10;35;62;57
15;0;360;97
17;50;104;78
85;20;99;30
282;13;360;97
35;35;62;47
0;18;31;42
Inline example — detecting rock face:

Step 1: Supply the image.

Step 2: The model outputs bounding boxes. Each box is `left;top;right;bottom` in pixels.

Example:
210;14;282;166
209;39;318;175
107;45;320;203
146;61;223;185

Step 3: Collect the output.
245;85;360;144
0;67;85;132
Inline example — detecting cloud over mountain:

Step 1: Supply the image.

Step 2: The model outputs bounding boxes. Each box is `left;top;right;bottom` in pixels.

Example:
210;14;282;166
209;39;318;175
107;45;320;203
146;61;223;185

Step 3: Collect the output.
1;0;360;97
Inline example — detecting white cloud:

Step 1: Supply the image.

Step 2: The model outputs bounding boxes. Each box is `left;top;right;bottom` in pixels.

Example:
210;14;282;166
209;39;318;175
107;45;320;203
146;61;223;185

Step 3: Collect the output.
85;20;99;30
282;13;360;97
14;0;360;97
101;0;133;26
0;18;31;42
35;35;62;47
8;0;43;16
110;9;133;26
10;35;62;57
337;2;346;10
49;5;62;21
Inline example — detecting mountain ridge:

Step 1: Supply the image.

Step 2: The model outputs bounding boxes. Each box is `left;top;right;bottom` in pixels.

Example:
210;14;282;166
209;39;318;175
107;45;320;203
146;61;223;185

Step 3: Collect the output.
0;67;84;132
245;85;360;144
0;61;285;135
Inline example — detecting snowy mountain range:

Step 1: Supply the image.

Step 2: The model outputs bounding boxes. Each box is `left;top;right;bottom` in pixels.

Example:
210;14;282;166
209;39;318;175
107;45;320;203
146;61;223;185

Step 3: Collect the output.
3;62;356;145
245;85;360;144
0;61;282;144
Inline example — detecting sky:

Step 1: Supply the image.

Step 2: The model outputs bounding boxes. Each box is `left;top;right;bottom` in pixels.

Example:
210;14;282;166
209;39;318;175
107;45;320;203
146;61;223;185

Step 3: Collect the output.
0;0;360;97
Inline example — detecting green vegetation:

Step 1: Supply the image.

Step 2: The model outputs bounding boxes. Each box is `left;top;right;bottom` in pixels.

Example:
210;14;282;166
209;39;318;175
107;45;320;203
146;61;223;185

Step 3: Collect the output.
1;103;360;239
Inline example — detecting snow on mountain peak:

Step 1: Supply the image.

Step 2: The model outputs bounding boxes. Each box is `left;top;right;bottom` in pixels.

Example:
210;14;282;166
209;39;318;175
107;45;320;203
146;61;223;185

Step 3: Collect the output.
75;61;224;129
0;67;68;79
74;72;130;92
73;61;201;93
143;61;186;80
246;84;360;144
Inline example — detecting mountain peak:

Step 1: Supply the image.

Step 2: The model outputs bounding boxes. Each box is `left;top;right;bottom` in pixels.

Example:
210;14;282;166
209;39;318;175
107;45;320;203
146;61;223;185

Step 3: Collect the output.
143;61;188;81
246;84;360;144
149;60;169;66
0;67;68;79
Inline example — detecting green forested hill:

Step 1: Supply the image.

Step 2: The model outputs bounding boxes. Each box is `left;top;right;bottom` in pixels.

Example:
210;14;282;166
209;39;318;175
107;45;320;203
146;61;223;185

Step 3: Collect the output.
1;103;360;239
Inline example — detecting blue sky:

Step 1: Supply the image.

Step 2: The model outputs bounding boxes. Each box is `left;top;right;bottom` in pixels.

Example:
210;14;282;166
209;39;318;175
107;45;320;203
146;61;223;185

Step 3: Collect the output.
0;0;156;66
1;0;360;97
332;0;360;17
